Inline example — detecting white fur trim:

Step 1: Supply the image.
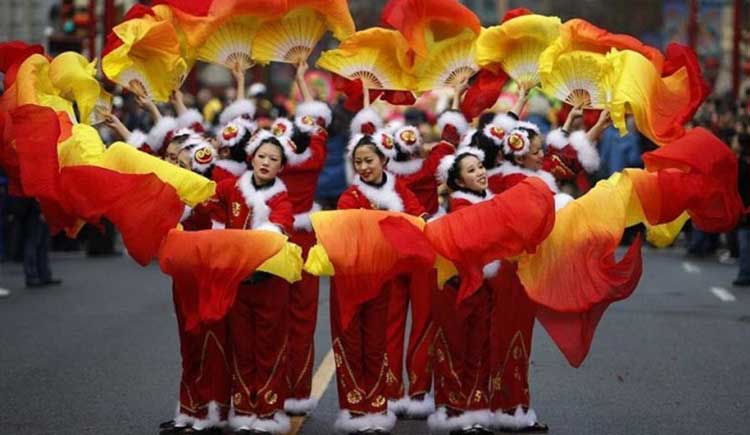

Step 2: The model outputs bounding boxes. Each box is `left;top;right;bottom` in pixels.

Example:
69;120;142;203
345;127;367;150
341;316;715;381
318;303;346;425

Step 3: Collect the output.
427;407;492;433
334;410;397;433
384;119;405;135
177;109;203;130
497;161;559;193
516;120;540;135
220;99;256;126
388;157;424;176
234;117;258;136
214;159;247;176
125;129;148;148
180;205;193;223
450;189;493;205
492;405;538;430
568;130;600;173
503;129;531;157
271;117;294;140
350;106;383;135
459;128;477;149
174;402;195;428
545;128;568;149
437;111;469;138
293;203;321;231
393;125;423;155
211;219;226;229
191;401;221;430
405;394;436;419
188;145;216;174
388;396;411;415
255;222;283;233
219;120;250;149
250;411;290;434
284;397;319;414
228;409;256;430
482;123;507;147
347;130;398;160
249;82;267;97
483;260;501;279
147;116;179;153
492;112;518;133
285;145;313;167
245;130;275;159
237;171;288;230
437;147;486;184
554;193;574;211
352;172;404;212
295;100;332;130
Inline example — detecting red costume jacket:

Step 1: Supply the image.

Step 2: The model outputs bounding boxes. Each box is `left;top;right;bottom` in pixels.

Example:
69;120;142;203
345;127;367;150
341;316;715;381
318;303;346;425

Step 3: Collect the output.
337;172;426;217
280;128;328;231
212;171;293;233
388;142;455;216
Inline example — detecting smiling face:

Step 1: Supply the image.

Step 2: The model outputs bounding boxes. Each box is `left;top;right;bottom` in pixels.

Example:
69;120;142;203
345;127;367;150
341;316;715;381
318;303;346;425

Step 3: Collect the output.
455;155;488;191
353;144;386;184
516;135;544;171
251;142;284;184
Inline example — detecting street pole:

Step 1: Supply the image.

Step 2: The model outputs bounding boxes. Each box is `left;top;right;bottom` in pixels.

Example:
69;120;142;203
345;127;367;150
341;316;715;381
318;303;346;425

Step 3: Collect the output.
688;0;698;51
733;0;741;99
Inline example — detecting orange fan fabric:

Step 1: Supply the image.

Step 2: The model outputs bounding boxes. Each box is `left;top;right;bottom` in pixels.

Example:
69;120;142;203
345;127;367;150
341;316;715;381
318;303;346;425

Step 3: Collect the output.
159;229;287;332
425;178;555;304
381;0;480;59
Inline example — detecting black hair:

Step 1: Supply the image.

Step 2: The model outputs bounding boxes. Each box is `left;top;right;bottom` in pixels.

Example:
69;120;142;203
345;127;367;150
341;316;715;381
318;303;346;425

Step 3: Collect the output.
446;153;481;191
469;131;501;169
291;129;311;154
250;136;288;166
502;127;540;165
351;135;386;162
169;134;192;147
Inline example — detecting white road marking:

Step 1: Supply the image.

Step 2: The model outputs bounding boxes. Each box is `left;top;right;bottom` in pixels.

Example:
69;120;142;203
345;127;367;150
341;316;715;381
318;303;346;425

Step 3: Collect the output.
710;287;736;302
682;262;701;274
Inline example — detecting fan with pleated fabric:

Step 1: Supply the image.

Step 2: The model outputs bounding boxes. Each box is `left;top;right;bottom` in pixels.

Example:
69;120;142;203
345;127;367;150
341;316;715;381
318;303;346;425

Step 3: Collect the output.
539;50;614;109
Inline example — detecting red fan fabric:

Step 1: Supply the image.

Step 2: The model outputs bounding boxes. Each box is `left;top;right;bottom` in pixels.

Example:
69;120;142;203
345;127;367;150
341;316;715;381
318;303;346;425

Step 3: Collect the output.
556;103;601;131
661;43;711;125
0;41;45;88
460;69;509;121
424;178;555;303
158;229;287;332
502;7;533;23
333;75;417;112
101;4;156;57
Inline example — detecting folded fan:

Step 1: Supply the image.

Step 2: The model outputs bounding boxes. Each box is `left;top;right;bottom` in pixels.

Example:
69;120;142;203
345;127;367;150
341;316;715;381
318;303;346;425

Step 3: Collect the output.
317;28;415;91
539;50;614;109
253;0;355;65
476;14;561;88
414;28;478;92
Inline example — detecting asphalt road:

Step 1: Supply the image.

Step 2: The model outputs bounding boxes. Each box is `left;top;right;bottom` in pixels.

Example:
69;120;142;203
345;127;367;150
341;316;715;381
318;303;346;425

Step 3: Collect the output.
1;245;749;435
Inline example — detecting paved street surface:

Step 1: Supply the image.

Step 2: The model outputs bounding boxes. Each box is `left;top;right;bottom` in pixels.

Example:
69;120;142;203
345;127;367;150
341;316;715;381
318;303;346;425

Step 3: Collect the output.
1;246;749;435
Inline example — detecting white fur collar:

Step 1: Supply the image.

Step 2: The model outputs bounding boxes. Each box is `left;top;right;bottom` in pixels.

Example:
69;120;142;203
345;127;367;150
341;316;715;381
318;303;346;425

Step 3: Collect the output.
214;159;247;176
451;190;494;204
236;171;287;230
387;158;424;176
285;146;313;167
486;166;504;178
497;161;559;193
352;172;404;212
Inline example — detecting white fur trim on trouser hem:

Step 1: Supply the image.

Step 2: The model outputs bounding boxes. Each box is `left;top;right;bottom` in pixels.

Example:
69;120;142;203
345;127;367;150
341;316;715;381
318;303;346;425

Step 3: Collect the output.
427;407;492;433
388;396;411;415
250;411;290;434
191;401;222;430
405;394;436;418
492;405;538;430
569;130;601;173
228;409;257;430
284;397;319;414
174;402;195;428
334;410;397;433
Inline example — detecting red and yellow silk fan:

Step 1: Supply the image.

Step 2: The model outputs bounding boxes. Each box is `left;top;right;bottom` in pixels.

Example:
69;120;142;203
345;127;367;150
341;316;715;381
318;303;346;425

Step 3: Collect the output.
539;50;614;109
101;9;187;102
253;0;355;65
317;28;416;91
476;14;561;88
48;52;101;123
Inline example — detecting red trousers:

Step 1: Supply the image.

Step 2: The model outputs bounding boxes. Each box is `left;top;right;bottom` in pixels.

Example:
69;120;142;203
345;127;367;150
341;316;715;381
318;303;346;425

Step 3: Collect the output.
330;278;391;415
431;279;491;412
229;276;290;418
488;263;536;413
173;286;232;421
286;229;320;400
384;270;435;400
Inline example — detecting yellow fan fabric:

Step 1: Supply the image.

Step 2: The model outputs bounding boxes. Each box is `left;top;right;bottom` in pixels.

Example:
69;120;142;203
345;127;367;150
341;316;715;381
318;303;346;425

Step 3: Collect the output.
256;241;304;283
476;14;561;87
316;28;416;90
414;27;478;92
48;52;101;123
539;50;615;109
10;54;74;119
102;15;187;102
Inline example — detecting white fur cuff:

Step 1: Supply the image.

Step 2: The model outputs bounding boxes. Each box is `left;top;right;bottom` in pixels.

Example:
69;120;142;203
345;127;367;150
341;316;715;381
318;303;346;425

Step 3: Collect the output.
284;397;319;414
546;128;568;149
482;260;501;279
255;222;283;233
334;410;397;433
126;129;148;148
177;109;204;130
220;99;256;126
293;203;321;232
569;130;600;173
146;116;179;153
437;111;469;138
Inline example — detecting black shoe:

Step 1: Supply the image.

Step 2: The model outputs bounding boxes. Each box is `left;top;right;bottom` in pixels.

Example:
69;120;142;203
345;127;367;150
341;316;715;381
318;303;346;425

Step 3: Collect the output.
732;278;750;287
25;279;45;288
502;422;550;433
159;422;188;434
159;420;175;430
42;278;62;286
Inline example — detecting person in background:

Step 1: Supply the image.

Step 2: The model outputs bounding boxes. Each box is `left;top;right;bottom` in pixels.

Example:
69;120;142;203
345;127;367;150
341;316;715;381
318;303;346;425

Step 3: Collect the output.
13;197;61;288
733;131;750;287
